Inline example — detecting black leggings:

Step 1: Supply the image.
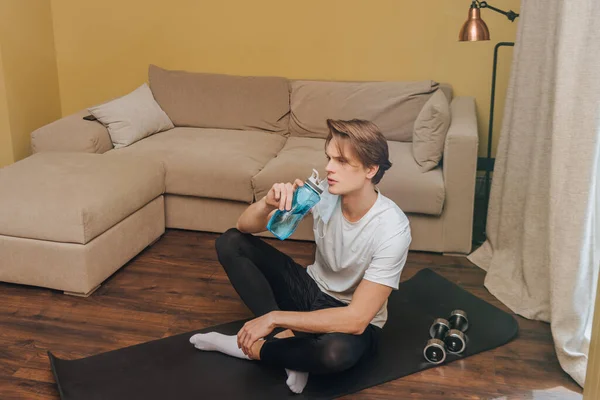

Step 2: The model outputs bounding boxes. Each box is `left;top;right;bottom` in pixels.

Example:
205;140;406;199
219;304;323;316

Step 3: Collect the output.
215;228;381;374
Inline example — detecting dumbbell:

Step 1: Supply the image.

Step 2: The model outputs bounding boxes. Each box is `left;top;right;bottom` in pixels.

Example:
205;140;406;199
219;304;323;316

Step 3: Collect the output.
423;318;450;364
444;309;469;354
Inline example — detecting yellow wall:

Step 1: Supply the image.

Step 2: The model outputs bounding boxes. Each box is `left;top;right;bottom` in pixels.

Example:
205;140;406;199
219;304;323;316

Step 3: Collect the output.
0;49;14;168
50;0;520;158
0;0;62;166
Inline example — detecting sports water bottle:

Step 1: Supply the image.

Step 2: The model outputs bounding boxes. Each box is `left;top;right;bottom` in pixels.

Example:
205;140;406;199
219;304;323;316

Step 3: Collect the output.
267;169;323;240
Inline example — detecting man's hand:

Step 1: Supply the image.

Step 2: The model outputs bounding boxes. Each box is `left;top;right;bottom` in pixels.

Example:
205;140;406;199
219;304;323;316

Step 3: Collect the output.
265;179;304;211
235;178;304;234
237;312;277;356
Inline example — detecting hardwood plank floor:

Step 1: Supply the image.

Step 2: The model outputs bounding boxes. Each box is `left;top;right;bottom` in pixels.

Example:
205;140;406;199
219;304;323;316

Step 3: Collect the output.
0;229;583;399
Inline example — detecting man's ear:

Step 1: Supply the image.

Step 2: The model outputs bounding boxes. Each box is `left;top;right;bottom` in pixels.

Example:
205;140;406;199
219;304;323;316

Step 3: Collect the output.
366;165;379;180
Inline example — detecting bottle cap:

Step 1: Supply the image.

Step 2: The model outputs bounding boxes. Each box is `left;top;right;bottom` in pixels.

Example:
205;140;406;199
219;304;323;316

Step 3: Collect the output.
305;169;323;194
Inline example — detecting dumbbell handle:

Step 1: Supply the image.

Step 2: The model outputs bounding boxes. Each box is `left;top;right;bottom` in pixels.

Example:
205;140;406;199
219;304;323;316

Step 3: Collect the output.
432;324;447;339
429;318;450;339
449;310;469;332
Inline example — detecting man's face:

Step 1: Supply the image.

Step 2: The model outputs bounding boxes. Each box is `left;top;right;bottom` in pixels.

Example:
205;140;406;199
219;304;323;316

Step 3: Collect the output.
324;137;375;195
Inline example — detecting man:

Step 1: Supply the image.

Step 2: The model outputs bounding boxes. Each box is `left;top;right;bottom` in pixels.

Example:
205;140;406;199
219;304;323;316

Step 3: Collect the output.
190;119;411;394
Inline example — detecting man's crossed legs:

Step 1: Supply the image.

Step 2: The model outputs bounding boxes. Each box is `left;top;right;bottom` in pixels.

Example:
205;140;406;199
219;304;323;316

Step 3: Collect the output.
190;228;380;393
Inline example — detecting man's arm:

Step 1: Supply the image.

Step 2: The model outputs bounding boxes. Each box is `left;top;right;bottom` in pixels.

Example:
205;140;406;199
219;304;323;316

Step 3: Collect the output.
271;279;392;335
236;197;277;234
270;227;410;335
236;180;304;234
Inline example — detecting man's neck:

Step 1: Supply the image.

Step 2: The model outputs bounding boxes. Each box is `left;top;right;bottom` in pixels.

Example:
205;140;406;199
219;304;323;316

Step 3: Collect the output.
341;183;378;223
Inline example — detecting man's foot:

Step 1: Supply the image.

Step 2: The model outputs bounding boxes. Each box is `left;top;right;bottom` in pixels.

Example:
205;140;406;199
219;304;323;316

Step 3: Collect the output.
190;332;251;360
190;330;309;394
285;368;309;394
274;330;309;394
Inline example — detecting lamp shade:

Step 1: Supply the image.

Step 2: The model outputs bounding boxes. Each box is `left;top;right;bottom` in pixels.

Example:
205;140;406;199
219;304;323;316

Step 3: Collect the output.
459;6;490;41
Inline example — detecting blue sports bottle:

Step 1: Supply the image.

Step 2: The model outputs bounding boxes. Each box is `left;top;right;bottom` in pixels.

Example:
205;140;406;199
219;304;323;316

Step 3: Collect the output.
267;169;323;240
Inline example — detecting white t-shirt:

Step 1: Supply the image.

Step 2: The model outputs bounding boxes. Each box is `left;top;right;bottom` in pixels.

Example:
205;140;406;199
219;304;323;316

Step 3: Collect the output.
306;189;412;328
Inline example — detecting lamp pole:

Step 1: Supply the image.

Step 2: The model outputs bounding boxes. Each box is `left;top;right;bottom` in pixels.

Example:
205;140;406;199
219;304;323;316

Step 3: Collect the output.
481;41;514;243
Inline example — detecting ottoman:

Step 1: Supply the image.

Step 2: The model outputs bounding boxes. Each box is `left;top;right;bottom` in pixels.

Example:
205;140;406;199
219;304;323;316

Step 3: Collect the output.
0;152;166;296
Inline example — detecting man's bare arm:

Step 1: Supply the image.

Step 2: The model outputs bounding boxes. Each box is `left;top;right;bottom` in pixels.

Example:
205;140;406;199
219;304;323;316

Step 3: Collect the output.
236;179;304;234
236;197;277;234
270;280;393;335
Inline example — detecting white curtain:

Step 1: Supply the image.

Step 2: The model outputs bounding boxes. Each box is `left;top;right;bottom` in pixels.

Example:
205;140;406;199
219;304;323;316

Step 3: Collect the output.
468;0;600;387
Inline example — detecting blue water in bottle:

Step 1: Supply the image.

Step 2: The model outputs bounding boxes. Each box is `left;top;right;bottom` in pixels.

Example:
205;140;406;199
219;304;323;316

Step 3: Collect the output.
267;169;323;240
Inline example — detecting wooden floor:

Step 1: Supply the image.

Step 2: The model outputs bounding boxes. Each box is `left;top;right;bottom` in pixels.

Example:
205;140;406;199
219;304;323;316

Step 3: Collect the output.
0;229;584;399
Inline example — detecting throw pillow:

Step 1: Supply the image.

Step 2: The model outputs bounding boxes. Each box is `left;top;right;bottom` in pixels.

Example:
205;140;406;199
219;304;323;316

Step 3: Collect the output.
88;83;174;149
412;89;451;172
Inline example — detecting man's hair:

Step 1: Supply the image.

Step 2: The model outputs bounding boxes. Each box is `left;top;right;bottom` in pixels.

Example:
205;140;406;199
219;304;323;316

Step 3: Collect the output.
325;119;392;185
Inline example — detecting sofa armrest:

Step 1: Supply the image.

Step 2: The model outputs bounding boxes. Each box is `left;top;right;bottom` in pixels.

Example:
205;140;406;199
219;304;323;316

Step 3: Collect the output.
31;109;113;154
441;96;479;254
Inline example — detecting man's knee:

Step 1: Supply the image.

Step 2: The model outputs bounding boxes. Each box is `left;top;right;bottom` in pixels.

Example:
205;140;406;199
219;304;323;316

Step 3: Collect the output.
318;336;358;373
215;228;245;258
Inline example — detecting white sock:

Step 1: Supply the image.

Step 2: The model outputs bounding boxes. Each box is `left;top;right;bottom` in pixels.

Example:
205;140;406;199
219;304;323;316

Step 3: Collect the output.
285;368;309;394
190;332;250;360
190;332;309;393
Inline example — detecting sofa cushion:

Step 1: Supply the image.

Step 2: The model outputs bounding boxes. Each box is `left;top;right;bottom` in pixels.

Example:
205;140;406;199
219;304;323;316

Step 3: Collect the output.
380;141;445;216
110;127;286;203
412;89;452;172
253;137;445;215
0;152;165;244
88;83;174;149
289;80;439;142
148;65;290;134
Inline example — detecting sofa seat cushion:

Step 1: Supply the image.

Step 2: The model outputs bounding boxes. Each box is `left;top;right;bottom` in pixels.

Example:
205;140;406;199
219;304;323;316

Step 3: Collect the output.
0;152;165;244
253;137;445;216
110;127;286;203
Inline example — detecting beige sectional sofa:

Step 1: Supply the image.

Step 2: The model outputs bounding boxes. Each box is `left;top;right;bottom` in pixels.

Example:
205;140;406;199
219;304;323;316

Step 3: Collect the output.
0;64;478;295
0;152;166;296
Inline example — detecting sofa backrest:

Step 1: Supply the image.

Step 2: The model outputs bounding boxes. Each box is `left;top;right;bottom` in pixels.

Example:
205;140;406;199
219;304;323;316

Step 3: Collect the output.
289;79;443;142
148;65;290;135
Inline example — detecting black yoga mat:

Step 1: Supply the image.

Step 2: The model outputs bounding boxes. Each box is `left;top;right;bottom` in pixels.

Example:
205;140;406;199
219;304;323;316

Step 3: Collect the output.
49;268;519;400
